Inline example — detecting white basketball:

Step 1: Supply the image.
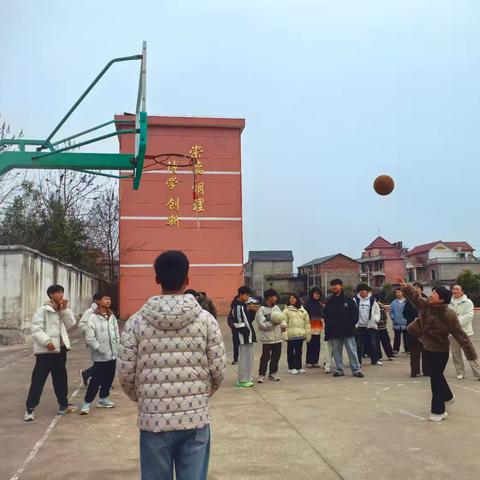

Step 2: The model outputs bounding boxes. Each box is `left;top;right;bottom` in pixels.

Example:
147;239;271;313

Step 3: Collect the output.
271;311;285;325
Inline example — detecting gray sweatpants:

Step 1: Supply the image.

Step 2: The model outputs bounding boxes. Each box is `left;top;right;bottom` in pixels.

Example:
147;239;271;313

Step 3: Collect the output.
238;344;254;383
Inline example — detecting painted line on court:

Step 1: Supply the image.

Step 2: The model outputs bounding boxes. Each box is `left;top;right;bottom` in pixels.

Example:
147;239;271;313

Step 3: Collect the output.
9;383;82;480
451;383;480;394
399;410;427;421
362;381;422;385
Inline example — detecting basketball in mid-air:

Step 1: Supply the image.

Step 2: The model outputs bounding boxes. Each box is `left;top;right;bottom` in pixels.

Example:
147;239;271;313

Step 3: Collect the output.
373;175;395;196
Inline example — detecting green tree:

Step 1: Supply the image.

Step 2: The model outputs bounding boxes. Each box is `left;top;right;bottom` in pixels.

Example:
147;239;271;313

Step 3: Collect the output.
88;187;119;283
0;182;42;245
38;195;91;267
456;270;480;306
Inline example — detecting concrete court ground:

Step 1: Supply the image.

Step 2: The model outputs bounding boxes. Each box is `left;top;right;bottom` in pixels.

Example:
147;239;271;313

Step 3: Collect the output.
2;315;480;480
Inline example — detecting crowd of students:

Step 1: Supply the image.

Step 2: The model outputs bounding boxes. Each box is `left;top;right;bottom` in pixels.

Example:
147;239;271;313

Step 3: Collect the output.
227;278;479;422
19;250;479;479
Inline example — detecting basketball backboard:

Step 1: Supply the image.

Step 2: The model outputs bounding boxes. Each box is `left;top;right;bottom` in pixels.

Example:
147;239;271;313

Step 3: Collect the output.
0;42;148;189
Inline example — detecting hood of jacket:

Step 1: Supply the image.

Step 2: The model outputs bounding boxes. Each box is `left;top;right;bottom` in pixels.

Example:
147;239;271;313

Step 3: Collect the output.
139;294;204;331
230;297;244;309
451;294;468;305
356;293;371;303
44;301;60;312
93;307;114;317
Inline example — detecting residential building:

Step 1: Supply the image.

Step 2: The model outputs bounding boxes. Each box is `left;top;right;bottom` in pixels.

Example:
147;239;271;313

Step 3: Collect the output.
405;241;480;287
244;251;294;296
298;254;360;296
358;236;406;288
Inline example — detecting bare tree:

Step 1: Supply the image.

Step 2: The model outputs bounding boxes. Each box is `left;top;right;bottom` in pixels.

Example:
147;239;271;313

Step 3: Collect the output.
88;187;120;284
38;169;108;217
0;115;25;209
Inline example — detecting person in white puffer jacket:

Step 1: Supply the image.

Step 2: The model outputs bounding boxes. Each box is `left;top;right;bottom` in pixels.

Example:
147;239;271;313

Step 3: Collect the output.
80;294;120;414
79;292;103;387
449;285;480;380
24;284;77;422
118;251;226;480
354;284;382;367
255;289;286;383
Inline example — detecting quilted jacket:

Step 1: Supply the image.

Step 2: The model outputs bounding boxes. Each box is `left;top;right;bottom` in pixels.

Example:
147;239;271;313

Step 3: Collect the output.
85;309;120;362
31;302;76;354
117;294;226;432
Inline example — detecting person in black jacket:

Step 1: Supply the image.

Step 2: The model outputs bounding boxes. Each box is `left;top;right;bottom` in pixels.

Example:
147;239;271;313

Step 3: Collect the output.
227;286;256;387
404;281;430;377
304;287;325;368
324;279;364;378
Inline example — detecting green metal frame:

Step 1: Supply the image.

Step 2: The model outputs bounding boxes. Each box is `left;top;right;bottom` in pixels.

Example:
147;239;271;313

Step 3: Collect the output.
0;42;147;189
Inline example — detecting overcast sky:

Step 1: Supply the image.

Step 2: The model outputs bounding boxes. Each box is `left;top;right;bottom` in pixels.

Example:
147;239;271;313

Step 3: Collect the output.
2;1;480;266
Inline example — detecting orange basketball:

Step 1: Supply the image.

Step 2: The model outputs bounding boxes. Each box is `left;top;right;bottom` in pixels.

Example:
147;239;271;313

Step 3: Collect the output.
373;175;395;196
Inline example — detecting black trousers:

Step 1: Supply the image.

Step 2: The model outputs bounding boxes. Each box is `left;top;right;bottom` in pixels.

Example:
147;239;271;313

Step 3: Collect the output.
287;339;304;370
26;347;69;411
409;338;430;376
356;327;379;365
84;364;95;379
376;329;394;359
232;330;240;363
258;343;282;376
393;329;409;353
306;334;321;365
424;350;453;414
84;360;117;403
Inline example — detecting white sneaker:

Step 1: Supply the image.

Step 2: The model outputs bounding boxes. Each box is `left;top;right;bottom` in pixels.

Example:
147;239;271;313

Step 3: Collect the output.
456;374;464;379
257;376;265;384
291;369;299;375
79;403;90;415
324;367;331;374
428;412;448;422
268;374;280;382
298;369;306;374
97;398;116;408
306;364;314;368
376;361;384;366
24;410;34;422
446;395;455;405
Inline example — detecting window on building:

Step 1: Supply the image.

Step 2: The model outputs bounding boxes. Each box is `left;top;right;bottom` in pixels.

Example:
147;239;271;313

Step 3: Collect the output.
431;270;436;280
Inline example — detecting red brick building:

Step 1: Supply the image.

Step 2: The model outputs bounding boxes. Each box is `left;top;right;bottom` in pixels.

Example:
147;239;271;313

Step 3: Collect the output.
298;254;360;296
358;236;406;288
405;241;480;287
117;115;245;317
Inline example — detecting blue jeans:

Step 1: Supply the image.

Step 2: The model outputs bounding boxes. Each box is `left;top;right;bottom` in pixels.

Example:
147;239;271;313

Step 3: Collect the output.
332;337;361;374
140;425;210;480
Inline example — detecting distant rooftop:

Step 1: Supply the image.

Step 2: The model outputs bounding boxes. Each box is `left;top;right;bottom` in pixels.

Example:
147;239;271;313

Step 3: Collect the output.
364;236;395;250
407;241;474;257
248;250;294;262
299;253;358;268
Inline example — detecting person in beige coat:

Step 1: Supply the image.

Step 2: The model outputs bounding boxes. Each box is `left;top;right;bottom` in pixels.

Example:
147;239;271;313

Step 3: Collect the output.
283;294;311;374
449;285;480;380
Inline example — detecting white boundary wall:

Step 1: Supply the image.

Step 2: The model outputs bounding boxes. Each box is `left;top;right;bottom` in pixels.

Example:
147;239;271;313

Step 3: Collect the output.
0;245;103;343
